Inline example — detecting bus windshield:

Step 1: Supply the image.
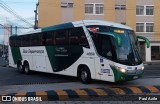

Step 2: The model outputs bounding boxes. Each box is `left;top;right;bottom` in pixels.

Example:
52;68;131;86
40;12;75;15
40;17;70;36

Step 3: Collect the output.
87;25;142;66
114;30;142;66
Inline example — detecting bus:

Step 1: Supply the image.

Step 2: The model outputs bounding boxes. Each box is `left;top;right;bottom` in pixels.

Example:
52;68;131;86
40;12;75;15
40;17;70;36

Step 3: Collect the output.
9;20;150;84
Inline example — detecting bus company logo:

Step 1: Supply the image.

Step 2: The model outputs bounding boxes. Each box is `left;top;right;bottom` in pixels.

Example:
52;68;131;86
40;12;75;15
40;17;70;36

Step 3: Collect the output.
2;96;12;102
86;52;95;56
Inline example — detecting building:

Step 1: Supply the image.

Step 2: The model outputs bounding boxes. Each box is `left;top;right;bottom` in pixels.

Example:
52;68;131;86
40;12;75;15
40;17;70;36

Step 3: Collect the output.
38;0;160;62
3;24;12;46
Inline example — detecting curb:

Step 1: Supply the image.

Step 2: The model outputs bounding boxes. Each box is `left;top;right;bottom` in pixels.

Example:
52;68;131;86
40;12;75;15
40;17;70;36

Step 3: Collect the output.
1;85;160;101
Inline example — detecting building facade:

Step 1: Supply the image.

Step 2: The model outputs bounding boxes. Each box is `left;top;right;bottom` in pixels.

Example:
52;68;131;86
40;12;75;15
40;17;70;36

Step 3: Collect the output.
38;0;160;62
3;24;12;46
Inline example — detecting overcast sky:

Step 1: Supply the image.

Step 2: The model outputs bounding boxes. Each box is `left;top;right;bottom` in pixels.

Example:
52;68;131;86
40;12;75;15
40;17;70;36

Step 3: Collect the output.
0;0;38;44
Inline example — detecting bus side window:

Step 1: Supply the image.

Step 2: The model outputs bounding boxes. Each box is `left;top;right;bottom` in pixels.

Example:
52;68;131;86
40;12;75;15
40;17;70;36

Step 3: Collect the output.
69;27;89;48
78;28;90;48
25;36;30;46
44;32;54;46
15;37;21;47
30;33;40;46
101;36;114;60
21;35;29;47
9;37;15;47
69;29;79;45
55;30;68;45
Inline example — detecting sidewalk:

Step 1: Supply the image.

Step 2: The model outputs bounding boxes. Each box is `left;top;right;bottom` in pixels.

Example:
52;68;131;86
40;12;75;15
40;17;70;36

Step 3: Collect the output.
144;61;160;65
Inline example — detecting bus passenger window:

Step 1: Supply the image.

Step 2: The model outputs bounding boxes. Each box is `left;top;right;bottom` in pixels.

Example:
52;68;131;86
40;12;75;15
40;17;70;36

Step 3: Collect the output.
69;29;79;45
78;28;89;48
44;32;54;46
101;36;113;60
55;30;68;45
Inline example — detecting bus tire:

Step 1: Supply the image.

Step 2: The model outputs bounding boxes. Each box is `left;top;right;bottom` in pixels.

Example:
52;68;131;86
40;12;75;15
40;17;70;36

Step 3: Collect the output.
17;62;24;73
79;67;92;84
24;63;30;74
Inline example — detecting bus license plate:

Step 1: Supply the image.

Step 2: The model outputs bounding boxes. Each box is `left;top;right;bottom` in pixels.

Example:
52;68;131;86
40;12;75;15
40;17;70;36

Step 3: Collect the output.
133;76;138;79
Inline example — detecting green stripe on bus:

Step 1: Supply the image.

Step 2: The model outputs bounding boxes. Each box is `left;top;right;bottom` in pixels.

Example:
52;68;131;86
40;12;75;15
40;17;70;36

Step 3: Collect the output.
11;47;22;64
45;46;83;72
42;23;74;32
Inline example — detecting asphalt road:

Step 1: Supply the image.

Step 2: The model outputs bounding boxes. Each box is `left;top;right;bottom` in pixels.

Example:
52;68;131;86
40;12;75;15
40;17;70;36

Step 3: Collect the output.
0;58;160;103
0;63;160;86
142;64;160;78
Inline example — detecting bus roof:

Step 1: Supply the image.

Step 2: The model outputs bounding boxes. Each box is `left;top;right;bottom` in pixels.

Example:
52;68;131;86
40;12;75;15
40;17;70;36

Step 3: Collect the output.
11;20;133;37
76;20;132;30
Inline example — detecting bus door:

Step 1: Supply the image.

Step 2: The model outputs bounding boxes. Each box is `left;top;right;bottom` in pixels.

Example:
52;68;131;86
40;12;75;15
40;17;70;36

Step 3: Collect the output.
95;35;115;82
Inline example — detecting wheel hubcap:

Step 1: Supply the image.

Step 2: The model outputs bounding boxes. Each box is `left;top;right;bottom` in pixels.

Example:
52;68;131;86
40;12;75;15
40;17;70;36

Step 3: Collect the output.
81;71;87;81
19;65;22;71
25;66;29;73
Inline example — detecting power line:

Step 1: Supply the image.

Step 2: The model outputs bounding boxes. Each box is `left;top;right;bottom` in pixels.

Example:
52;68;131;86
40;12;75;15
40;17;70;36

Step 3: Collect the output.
0;27;33;29
0;0;34;27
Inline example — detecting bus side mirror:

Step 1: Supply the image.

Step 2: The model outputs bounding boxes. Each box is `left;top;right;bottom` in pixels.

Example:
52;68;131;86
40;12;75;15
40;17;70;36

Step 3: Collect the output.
109;32;122;47
137;36;150;48
96;32;122;47
114;34;122;47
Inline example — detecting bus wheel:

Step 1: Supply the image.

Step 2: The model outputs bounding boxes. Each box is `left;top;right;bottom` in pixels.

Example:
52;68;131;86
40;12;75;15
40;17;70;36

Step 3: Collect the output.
80;67;91;84
17;62;24;73
24;63;30;74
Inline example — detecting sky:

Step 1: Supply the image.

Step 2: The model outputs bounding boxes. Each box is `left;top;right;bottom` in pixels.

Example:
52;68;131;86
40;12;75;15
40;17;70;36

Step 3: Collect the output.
0;0;38;44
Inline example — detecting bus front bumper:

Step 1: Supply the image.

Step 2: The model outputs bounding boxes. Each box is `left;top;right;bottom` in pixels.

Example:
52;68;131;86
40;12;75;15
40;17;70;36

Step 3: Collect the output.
111;66;144;83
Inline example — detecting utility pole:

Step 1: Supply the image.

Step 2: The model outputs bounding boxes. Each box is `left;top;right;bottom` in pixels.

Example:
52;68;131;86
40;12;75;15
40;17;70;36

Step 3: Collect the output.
34;2;39;29
15;26;17;34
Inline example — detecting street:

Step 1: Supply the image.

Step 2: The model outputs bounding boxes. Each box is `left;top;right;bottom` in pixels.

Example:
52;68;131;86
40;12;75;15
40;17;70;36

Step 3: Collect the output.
0;56;160;86
0;57;160;103
0;61;160;86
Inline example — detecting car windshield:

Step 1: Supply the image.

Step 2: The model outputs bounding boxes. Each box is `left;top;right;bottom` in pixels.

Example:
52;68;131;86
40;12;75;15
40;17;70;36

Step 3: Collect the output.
87;25;142;66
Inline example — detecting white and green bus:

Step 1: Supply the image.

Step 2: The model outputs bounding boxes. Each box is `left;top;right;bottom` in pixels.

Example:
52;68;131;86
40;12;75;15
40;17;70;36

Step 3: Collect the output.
9;20;150;83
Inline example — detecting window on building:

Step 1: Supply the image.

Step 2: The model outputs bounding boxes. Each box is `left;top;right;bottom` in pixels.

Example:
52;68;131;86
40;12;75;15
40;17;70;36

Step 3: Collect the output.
85;4;94;14
136;23;144;32
68;3;73;8
115;5;126;10
61;2;68;8
95;4;104;14
146;23;154;32
146;6;154;15
136;5;144;15
85;4;104;14
61;2;74;8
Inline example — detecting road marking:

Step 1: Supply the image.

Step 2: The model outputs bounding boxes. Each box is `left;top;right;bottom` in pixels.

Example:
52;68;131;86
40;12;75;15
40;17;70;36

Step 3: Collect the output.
110;88;126;95
55;90;69;100
1;85;160;101
74;89;89;98
145;86;159;93
36;91;48;101
45;90;59;101
138;86;151;93
90;88;107;96
127;87;142;94
63;89;79;99
15;92;26;97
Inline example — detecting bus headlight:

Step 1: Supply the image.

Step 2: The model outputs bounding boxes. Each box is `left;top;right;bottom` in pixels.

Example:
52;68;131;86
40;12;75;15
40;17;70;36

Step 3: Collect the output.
118;67;127;73
141;66;144;70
